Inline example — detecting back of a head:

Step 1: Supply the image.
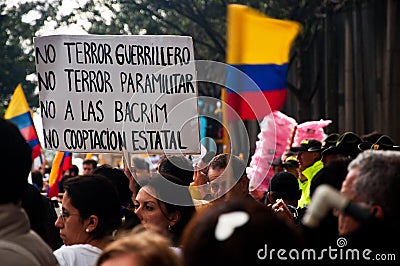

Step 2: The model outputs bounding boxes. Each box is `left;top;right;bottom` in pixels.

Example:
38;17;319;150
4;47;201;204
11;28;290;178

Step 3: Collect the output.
70;164;79;176
268;172;300;202
93;164;133;207
311;157;351;197
92;165;140;230
349;150;400;225
158;155;194;186
182;198;304;266
336;132;362;159
360;131;383;144
132;156;150;171
322;133;340;149
282;151;296;158
0;118;32;204
97;227;181;266
64;175;122;239
30;170;43;189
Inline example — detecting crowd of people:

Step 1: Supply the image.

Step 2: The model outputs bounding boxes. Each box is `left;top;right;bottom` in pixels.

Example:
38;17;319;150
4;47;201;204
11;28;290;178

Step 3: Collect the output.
1;116;399;265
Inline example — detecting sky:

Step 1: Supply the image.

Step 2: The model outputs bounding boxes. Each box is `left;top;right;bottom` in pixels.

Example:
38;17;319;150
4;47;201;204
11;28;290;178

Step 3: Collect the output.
10;0;111;36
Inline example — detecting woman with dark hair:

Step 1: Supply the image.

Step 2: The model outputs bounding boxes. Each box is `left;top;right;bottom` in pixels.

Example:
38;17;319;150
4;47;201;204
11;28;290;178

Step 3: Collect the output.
93;165;141;231
53;175;122;266
133;173;196;247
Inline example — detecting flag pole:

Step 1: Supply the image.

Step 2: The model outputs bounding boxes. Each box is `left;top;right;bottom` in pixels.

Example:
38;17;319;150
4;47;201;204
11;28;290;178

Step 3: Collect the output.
221;87;230;153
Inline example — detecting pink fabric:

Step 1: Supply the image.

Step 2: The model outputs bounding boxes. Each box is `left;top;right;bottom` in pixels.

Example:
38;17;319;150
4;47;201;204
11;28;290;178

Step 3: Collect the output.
247;111;296;191
247;111;331;191
292;120;332;146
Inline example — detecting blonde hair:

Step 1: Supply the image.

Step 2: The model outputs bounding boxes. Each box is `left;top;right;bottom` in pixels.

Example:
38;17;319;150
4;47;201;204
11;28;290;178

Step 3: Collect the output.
97;226;182;266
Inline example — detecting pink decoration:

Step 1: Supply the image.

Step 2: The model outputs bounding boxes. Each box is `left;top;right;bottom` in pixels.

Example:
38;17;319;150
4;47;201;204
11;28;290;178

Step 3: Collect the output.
247;111;296;191
247;112;331;191
292;120;332;146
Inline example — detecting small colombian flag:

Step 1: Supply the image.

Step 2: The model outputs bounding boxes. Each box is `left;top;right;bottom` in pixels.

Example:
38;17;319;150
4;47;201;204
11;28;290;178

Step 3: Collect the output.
48;151;73;198
4;84;42;159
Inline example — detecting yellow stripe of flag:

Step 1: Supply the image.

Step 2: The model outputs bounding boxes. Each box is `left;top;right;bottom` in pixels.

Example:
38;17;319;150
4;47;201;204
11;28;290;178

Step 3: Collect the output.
227;4;301;65
49;151;65;187
4;84;31;119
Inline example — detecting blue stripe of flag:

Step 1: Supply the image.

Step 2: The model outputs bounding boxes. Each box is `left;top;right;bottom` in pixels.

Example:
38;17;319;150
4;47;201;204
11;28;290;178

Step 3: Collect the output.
226;63;288;93
28;138;40;147
9;112;32;130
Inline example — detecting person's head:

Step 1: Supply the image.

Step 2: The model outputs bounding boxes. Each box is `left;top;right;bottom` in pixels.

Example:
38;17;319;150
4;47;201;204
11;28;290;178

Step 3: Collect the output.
338;150;400;236
290;139;322;170
69;164;79;176
158;155;194;186
131;156;150;178
321;133;340;149
270;157;283;174
281;156;299;178
322;132;362;164
94;165;141;233
310;157;351;198
30;170;44;191
267;172;301;207
134;173;196;245
281;151;296;162
61;166;80;194
319;133;341;165
0;118;32;204
60;173;73;194
207;153;249;200
93;165;133;208
124;157;151;200
321;151;344;167
249;187;266;202
358;134;400;151
55;175;122;246
42;173;50;192
97;226;181;266
181;198;304;266
360;131;383;144
82;159;97;175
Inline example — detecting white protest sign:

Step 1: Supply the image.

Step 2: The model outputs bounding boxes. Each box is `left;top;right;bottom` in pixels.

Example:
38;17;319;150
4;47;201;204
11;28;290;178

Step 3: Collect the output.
34;35;200;154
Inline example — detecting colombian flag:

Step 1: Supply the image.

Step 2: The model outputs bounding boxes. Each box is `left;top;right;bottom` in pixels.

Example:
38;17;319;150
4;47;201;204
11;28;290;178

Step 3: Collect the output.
4;84;42;159
226;5;301;120
48;151;72;198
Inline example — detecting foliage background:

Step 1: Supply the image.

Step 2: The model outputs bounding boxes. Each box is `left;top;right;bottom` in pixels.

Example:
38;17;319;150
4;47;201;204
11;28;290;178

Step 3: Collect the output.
1;0;399;146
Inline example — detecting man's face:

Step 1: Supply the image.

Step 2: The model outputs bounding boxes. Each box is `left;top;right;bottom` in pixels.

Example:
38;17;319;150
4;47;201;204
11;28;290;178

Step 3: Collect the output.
337;167;361;235
272;165;283;173
207;167;226;199
83;163;94;175
132;163;149;179
297;151;319;170
321;154;343;166
249;189;265;200
208;166;248;200
283;167;299;178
